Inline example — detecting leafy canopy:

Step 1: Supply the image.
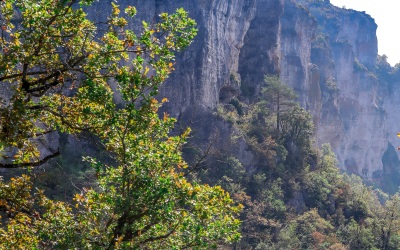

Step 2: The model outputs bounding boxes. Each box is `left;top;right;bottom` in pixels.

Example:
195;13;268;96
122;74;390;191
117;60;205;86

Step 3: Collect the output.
0;0;241;248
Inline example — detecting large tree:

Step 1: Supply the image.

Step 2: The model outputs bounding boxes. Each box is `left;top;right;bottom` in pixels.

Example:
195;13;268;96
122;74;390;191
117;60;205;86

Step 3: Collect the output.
0;0;241;248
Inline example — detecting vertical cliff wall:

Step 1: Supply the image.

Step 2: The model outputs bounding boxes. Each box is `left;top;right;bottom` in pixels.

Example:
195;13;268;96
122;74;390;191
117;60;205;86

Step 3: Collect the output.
85;0;400;183
298;1;396;180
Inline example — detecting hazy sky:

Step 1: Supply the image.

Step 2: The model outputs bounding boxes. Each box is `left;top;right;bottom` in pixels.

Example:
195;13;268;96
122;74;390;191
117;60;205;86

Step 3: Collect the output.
330;0;400;65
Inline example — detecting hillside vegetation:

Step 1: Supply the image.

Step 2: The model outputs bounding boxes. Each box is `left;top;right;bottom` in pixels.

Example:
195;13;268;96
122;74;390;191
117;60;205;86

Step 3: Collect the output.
1;1;400;249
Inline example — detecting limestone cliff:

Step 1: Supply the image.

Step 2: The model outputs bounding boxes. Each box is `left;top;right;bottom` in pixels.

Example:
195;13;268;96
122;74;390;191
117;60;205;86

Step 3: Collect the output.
297;1;397;183
16;0;399;186
137;0;399;183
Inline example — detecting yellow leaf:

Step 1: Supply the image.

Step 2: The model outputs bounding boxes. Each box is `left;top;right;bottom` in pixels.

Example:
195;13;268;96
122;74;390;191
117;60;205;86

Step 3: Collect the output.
163;112;169;122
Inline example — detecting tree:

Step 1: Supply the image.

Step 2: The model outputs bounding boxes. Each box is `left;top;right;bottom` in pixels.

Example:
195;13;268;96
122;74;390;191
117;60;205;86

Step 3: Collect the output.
275;209;336;249
0;0;242;248
0;0;196;166
262;75;297;131
372;193;400;249
304;144;339;211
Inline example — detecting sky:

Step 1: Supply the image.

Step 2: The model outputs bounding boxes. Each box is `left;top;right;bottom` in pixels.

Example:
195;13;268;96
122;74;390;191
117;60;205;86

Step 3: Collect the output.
330;0;400;65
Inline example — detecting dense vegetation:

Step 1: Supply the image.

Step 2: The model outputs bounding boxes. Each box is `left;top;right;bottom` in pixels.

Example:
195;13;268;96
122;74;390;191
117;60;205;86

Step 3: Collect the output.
1;1;400;250
0;1;241;248
213;76;400;249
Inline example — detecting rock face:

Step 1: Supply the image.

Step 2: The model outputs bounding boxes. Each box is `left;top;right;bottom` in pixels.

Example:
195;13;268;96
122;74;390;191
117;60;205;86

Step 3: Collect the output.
296;1;399;182
59;0;400;185
109;0;400;181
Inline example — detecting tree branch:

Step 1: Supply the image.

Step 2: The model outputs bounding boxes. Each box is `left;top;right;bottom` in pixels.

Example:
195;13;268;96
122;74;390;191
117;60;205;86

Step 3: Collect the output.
0;150;60;168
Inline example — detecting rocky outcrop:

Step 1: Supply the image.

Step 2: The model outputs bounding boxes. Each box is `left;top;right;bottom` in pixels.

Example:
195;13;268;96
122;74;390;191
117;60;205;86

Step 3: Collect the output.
119;0;400;180
21;0;400;184
300;1;390;178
